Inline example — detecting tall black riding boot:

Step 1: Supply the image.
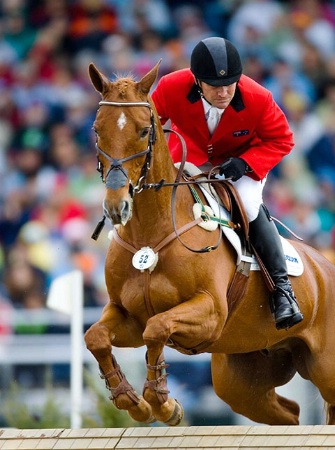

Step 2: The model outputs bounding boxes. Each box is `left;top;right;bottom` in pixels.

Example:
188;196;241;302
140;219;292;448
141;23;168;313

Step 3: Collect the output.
249;204;303;330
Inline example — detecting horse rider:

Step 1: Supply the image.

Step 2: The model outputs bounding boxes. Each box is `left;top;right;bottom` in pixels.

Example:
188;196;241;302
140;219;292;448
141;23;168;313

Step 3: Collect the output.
151;36;304;330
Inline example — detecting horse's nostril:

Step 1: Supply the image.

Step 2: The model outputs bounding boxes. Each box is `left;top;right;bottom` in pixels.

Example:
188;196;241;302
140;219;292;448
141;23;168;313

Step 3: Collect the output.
120;200;132;225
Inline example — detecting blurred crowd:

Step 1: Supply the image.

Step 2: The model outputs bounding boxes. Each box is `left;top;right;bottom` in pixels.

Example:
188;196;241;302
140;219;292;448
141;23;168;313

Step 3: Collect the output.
0;0;335;334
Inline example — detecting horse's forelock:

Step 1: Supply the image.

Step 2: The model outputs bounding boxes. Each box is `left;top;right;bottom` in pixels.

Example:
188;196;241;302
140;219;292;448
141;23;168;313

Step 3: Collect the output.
112;73;136;98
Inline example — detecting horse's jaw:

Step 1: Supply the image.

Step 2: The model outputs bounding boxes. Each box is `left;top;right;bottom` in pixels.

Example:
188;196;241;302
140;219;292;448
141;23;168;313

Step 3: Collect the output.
103;198;133;226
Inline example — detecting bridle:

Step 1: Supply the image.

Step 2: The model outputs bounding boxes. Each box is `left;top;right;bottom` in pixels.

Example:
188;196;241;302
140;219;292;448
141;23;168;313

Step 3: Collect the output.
95;100;156;195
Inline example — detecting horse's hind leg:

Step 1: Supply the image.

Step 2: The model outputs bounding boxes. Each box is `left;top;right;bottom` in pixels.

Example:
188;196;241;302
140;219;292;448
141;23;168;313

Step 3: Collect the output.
84;303;154;423
212;351;300;425
300;350;335;425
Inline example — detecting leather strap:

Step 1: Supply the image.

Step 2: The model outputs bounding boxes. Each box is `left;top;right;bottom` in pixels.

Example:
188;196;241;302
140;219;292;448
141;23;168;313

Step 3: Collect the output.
251;244;276;292
227;260;251;312
112;218;202;255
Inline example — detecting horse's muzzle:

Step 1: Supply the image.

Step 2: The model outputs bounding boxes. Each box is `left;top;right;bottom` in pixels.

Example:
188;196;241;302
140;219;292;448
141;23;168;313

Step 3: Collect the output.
103;198;132;226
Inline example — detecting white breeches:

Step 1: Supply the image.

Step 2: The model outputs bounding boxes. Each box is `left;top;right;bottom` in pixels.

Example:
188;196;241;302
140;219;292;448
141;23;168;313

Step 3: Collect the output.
230;176;266;222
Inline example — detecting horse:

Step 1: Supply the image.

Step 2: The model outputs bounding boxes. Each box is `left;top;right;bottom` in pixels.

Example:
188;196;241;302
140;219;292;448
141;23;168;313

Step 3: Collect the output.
84;61;335;426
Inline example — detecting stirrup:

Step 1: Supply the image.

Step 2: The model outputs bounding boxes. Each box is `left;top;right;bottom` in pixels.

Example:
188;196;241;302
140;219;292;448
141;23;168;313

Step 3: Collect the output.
275;312;303;330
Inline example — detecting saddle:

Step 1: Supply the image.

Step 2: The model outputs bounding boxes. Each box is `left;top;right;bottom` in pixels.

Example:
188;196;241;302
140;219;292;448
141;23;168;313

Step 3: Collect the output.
180;164;248;237
185;169;274;312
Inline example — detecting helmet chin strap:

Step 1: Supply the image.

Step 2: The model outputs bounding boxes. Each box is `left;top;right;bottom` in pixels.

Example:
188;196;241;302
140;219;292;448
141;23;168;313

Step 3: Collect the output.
195;78;202;93
196;78;213;106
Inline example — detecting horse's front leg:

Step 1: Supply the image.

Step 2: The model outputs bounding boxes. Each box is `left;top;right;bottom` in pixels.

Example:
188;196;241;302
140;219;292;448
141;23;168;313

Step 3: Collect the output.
84;302;154;423
143;290;225;425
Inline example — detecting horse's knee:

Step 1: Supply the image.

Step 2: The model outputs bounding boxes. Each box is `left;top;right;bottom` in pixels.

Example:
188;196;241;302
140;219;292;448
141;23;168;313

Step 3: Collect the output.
143;315;170;346
84;323;111;355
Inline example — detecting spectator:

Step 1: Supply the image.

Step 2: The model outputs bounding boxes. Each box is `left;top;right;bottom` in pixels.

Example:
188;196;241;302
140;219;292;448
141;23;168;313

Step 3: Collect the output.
263;57;316;108
65;0;118;54
2;244;48;310
282;90;324;157
2;6;37;60
109;0;173;39
227;0;284;48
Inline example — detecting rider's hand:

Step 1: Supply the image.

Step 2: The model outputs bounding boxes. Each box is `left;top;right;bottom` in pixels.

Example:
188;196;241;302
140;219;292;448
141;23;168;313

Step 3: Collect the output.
219;157;247;181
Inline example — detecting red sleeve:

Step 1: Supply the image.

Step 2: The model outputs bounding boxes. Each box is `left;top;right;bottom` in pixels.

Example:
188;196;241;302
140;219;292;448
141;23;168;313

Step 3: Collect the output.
240;91;294;180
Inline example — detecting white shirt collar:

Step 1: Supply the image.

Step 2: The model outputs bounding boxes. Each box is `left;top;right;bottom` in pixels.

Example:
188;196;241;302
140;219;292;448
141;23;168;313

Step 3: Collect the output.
201;97;225;118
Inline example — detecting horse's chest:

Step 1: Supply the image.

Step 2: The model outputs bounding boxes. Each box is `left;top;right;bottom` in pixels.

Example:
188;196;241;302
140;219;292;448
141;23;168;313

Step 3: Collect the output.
105;243;215;318
107;264;187;317
124;276;181;313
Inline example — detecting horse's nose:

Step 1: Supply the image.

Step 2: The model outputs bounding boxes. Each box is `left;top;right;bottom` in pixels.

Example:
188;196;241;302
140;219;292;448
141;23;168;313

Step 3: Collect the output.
103;197;132;226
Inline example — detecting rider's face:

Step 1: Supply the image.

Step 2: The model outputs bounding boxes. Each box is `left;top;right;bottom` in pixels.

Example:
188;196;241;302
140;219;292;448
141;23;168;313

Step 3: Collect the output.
199;81;237;109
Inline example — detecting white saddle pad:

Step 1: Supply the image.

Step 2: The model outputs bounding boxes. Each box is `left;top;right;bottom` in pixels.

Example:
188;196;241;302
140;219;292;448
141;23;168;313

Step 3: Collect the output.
200;187;304;277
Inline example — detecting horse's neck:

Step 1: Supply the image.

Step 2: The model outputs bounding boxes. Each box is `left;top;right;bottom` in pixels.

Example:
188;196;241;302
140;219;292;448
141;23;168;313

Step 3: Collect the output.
122;131;190;245
151;127;178;182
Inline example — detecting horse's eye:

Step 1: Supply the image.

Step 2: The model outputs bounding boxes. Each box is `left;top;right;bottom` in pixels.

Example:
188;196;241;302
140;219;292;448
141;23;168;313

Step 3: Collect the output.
139;127;150;139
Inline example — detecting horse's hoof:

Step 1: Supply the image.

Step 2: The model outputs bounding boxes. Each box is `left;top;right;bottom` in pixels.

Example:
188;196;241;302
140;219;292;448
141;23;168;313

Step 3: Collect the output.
164;399;184;426
144;415;157;424
127;397;154;423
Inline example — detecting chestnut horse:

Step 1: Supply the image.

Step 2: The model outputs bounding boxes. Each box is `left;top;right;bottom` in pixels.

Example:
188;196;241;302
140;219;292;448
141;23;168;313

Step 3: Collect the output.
85;61;335;426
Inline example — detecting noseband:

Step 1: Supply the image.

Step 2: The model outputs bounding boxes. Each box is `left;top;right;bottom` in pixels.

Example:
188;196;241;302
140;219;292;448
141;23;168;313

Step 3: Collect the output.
95;100;156;195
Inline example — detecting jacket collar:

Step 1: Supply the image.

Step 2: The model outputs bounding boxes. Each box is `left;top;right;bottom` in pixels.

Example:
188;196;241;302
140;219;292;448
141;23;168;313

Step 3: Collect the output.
187;83;245;112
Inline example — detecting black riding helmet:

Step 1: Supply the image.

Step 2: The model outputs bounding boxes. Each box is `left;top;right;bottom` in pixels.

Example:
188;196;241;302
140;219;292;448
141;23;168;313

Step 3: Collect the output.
191;37;242;86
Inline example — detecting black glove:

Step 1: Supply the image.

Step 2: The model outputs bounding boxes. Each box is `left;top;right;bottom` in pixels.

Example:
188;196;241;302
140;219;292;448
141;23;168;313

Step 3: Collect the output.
219;157;247;181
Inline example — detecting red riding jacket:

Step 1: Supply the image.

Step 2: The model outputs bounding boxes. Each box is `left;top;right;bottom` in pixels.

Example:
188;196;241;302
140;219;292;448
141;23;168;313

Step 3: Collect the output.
151;68;294;181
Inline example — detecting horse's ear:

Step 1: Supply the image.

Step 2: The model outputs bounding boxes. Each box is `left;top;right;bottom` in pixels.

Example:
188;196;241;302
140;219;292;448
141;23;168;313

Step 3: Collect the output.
88;63;110;95
137;59;162;95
